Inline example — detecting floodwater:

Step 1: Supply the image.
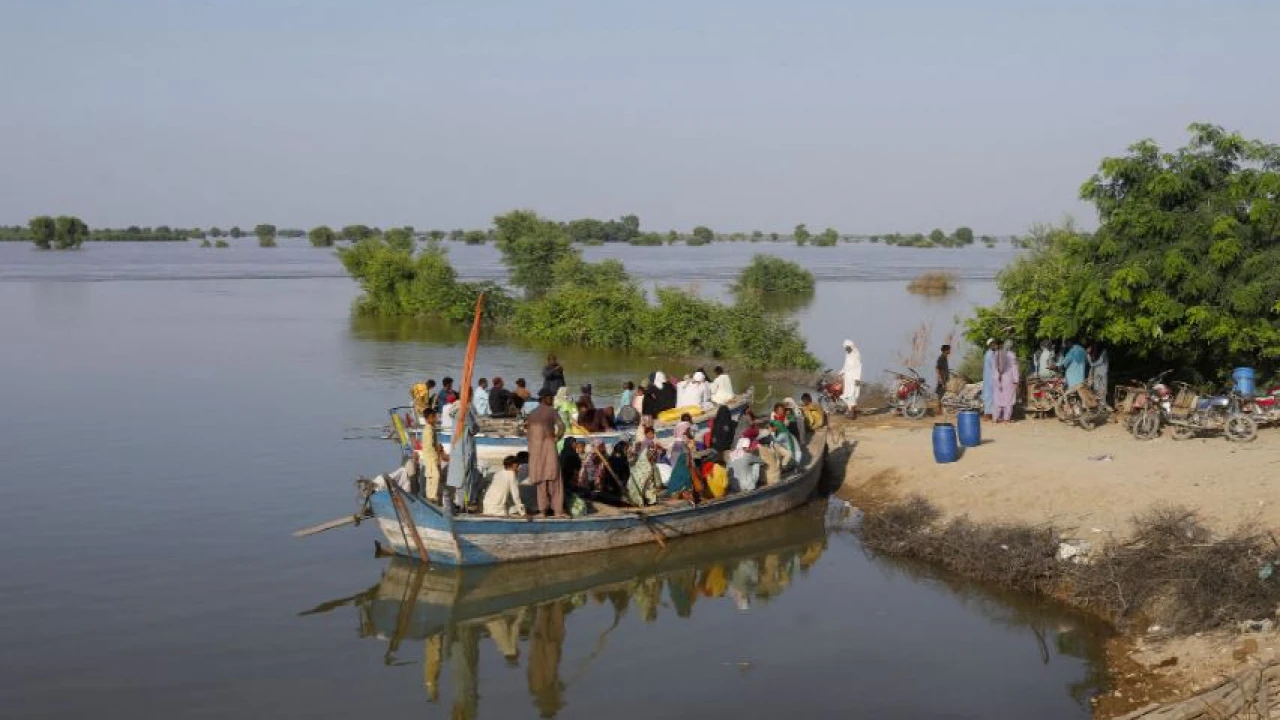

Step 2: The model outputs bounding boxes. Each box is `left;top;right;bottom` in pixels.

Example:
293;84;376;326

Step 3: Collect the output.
0;240;1108;718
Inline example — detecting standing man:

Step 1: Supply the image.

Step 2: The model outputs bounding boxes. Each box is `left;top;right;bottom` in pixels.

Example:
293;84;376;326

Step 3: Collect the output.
473;378;491;416
982;339;997;420
840;340;862;419
993;340;1020;423
1059;339;1088;390
935;344;952;410
526;388;566;517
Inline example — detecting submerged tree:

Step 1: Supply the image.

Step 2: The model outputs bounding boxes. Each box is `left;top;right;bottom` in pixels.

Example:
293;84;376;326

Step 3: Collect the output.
28;216;55;249
793;223;811;246
254;223;277;247
308;225;336;247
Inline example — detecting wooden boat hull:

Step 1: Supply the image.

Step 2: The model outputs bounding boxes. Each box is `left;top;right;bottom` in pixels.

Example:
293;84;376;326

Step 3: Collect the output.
359;502;829;639
371;429;827;566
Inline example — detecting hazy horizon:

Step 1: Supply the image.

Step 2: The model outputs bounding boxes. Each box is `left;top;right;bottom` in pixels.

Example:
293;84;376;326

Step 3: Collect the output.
3;0;1277;235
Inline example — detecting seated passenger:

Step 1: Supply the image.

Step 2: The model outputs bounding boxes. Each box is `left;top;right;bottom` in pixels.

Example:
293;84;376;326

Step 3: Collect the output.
473;378;491;416
727;439;763;492
482;455;527;517
710;365;735;405
488;377;516;417
800;393;827;431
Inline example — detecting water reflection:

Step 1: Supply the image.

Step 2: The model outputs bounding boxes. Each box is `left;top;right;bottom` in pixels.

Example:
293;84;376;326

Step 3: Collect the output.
301;505;1107;718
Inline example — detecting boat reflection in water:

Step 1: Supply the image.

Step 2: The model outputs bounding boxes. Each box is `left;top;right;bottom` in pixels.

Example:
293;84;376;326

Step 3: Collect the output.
302;503;832;718
301;501;1109;719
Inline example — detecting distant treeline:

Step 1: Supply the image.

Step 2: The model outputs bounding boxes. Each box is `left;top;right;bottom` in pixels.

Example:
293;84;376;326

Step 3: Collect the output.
6;214;1014;251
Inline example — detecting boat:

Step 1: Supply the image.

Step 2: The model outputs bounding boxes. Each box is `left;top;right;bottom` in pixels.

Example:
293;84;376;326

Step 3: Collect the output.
369;425;827;566
366;293;827;567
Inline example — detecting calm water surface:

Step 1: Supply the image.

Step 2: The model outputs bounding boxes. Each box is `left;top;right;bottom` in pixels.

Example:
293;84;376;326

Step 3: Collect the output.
0;241;1108;718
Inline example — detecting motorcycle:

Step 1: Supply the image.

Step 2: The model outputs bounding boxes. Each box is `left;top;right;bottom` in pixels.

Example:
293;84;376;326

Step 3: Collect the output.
886;368;930;420
1123;370;1173;440
940;374;984;413
1241;385;1280;428
815;369;852;415
1054;383;1110;430
1163;383;1257;442
1024;376;1065;417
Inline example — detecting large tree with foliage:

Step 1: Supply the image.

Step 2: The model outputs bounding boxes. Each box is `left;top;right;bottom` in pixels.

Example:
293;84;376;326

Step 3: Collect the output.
969;123;1280;381
691;226;714;244
954;226;975;245
341;225;375;243
793;223;811;246
493;210;577;299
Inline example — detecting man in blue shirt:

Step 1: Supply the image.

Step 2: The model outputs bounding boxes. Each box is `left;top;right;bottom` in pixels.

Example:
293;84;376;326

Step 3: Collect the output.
1058;340;1089;390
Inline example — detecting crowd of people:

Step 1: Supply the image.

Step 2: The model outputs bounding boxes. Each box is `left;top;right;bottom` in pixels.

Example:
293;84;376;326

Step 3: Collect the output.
397;355;825;519
962;338;1110;422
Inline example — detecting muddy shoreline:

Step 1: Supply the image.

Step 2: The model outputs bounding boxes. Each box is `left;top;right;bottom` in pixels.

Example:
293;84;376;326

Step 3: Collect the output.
825;414;1280;718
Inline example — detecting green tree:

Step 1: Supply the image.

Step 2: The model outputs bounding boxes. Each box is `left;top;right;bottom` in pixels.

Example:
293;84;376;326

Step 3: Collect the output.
188;228;206;239
229;226;244;239
462;229;488;245
341;225;375;243
969;123;1280;381
691;226;714;244
308;225;337;247
929;228;947;246
53;216;89;249
732;254;816;295
214;239;229;248
448;229;464;242
954;226;975;245
384;227;415;251
428;230;446;241
751;230;763;241
209;226;225;238
769;232;779;242
793;223;811;246
493;210;576;299
28;216;55;249
814;227;839;247
666;230;679;245
254;223;277;247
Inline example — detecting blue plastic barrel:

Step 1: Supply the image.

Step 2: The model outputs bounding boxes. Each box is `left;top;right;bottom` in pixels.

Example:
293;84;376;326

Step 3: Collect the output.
932;423;959;464
956;410;982;448
1233;367;1256;398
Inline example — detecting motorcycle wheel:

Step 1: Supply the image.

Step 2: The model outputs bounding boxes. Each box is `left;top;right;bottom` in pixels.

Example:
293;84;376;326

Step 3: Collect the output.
1130;409;1161;440
903;393;928;420
1225;415;1258;443
1054;396;1074;423
1078;411;1104;431
1171;425;1195;441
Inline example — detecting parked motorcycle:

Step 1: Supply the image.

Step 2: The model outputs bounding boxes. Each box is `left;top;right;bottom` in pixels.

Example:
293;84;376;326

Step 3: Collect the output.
886;368;930;420
1124;370;1173;440
1241;385;1280;428
815;370;851;415
1165;383;1257;442
1054;384;1110;430
1024;376;1065;417
940;374;984;413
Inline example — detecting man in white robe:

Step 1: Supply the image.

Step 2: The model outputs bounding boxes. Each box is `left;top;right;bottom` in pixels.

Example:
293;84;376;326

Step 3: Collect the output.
840;339;862;417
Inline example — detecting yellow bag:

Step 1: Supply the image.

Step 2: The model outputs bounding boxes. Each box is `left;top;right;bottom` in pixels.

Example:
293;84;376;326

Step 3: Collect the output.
657;405;702;423
705;463;728;499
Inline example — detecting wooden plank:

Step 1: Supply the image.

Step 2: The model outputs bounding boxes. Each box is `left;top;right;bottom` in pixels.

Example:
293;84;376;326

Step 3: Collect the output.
293;515;360;537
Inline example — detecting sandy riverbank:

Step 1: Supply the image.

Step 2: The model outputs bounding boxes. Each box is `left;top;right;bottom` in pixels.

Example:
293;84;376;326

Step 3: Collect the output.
829;413;1280;718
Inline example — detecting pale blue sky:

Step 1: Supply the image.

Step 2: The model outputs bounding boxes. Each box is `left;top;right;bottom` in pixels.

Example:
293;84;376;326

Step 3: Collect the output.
2;0;1277;234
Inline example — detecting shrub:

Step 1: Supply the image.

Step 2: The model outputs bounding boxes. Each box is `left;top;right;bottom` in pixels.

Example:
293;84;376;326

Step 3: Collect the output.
214;240;229;248
732;254;816;295
906;270;958;295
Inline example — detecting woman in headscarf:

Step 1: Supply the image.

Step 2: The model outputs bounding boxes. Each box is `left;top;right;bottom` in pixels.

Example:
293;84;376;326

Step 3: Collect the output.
840;340;863;418
682;370;711;408
604;441;630;498
994;339;1020;423
651;372;675;413
580;439;606;493
710;404;736;454
626;442;658;507
982;339;997;420
558;437;583;493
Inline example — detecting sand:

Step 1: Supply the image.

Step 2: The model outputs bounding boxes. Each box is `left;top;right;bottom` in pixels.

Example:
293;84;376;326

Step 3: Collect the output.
832;414;1280;538
830;413;1280;718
